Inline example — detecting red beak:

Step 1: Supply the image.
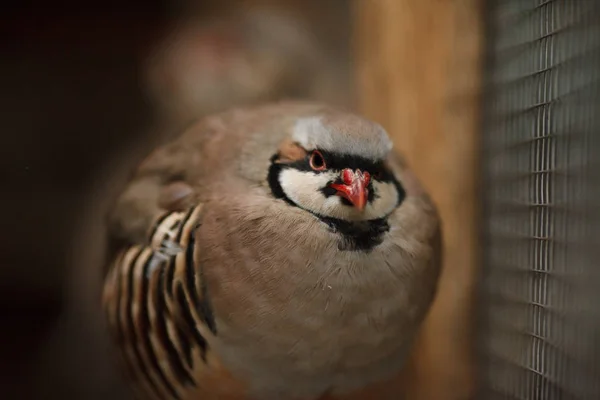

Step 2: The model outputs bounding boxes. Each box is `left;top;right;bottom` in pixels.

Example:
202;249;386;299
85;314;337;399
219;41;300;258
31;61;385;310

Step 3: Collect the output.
329;169;370;211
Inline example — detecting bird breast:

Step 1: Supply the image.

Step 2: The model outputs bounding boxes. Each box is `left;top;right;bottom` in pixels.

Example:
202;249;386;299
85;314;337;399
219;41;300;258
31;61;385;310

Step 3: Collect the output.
194;190;438;399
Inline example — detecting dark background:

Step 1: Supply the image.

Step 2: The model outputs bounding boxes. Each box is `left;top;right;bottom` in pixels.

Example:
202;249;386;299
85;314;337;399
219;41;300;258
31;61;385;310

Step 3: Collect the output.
1;3;169;399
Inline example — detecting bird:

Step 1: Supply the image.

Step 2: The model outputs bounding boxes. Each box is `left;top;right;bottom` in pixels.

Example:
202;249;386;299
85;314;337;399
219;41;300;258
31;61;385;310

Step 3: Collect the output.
102;101;441;400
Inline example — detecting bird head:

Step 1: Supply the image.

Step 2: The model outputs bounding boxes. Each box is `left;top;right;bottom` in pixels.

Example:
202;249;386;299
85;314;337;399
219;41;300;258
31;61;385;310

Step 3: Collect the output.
268;114;405;223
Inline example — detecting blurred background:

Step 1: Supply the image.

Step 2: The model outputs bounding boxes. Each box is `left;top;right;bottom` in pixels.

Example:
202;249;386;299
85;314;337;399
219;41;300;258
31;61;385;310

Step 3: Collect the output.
7;1;598;400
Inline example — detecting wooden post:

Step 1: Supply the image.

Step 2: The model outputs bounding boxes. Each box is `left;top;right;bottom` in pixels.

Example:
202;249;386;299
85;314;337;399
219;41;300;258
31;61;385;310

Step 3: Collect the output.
354;1;484;399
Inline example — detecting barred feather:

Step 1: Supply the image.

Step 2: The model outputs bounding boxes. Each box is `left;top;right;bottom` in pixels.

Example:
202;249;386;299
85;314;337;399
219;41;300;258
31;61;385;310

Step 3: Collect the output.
102;204;217;400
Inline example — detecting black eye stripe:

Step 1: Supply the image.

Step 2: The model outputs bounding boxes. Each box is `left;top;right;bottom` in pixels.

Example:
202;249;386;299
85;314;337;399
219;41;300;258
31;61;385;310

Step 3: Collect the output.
278;150;396;182
316;150;381;171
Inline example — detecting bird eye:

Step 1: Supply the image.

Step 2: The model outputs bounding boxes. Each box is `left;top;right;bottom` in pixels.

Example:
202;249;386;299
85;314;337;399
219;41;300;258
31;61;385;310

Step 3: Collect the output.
309;150;327;171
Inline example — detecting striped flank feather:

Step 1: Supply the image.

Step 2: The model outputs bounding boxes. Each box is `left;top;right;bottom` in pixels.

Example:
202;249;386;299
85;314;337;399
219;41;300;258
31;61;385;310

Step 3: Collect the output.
103;204;217;400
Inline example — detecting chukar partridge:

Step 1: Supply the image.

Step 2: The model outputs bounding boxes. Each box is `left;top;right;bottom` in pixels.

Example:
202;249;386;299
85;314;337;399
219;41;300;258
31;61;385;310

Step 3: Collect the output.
103;101;441;400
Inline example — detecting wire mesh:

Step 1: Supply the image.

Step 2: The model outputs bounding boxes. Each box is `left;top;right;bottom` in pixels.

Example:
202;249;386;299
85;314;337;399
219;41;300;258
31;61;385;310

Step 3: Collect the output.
478;1;600;399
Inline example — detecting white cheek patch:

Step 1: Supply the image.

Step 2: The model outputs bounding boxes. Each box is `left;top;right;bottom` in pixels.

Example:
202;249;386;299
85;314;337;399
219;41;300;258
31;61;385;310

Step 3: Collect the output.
279;169;338;213
369;181;399;218
278;169;399;221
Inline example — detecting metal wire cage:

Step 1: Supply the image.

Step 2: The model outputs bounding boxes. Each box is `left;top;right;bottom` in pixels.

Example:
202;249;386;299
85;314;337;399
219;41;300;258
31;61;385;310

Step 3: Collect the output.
478;1;600;399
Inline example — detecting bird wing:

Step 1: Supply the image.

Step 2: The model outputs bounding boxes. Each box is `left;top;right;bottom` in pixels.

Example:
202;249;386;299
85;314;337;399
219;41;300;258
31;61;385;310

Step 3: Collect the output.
102;204;247;400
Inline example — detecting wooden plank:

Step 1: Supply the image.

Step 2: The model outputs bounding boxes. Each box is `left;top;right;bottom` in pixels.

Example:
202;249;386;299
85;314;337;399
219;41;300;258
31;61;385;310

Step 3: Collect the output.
354;1;484;399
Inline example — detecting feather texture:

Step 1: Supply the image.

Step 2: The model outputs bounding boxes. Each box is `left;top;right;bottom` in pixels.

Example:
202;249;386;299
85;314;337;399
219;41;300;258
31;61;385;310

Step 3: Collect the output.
103;205;243;399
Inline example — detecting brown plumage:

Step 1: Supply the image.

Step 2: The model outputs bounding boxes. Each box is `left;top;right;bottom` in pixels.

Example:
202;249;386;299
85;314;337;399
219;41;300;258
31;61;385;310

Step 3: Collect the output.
103;101;441;400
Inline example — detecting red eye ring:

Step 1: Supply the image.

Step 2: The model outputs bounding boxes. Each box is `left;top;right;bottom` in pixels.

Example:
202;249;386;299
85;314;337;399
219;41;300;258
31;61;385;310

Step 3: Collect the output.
309;150;327;171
